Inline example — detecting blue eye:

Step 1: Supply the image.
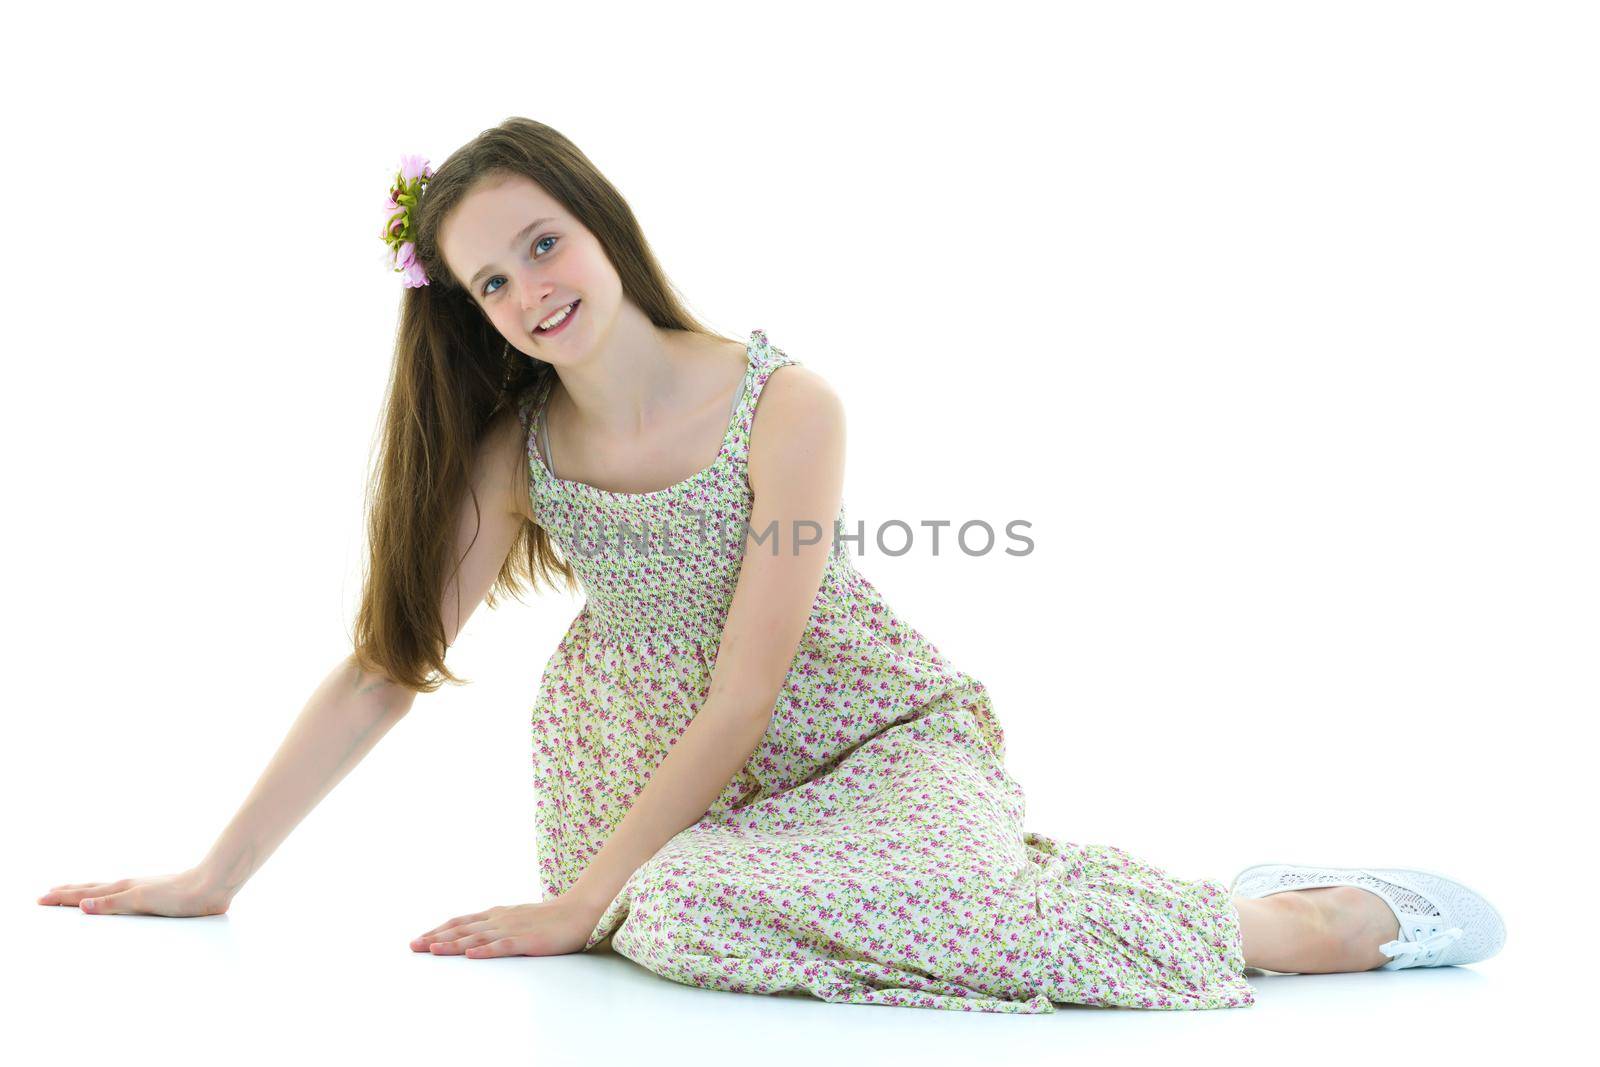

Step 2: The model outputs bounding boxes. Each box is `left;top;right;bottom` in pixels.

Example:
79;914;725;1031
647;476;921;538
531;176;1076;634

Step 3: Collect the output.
482;235;558;297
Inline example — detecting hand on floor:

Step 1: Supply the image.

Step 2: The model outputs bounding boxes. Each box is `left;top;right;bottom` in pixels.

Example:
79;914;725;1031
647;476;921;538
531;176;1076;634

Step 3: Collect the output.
410;895;600;958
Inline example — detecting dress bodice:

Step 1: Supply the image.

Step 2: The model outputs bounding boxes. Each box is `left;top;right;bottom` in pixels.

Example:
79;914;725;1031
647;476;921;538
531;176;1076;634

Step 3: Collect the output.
516;327;853;644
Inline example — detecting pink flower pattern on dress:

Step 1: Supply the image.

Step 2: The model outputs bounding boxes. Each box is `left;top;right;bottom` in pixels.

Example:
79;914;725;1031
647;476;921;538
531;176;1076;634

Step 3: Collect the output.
514;328;1257;1013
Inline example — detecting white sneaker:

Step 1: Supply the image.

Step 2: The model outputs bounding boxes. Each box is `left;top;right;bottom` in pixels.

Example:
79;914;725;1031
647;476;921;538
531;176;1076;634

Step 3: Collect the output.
1229;862;1507;970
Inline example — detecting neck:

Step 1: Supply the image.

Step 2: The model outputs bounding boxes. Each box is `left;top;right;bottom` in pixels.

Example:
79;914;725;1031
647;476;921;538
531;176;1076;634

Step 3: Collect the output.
548;314;691;440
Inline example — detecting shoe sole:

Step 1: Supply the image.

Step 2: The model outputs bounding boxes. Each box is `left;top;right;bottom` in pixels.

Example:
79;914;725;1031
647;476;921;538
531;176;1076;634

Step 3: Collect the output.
1228;861;1508;967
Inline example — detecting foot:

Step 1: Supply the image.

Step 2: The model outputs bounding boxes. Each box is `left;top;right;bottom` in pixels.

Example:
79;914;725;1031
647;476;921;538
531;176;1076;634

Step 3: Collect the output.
1310;886;1402;971
1231;862;1503;970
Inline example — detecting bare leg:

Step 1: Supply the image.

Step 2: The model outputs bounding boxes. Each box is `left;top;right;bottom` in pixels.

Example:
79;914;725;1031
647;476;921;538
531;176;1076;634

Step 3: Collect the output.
1232;886;1402;973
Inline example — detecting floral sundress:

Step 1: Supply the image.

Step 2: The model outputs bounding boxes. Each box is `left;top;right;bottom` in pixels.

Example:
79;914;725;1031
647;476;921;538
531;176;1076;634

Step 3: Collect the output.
513;328;1256;1013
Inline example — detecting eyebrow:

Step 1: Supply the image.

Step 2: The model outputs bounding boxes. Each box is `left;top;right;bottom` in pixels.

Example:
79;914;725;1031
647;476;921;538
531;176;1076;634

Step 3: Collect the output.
467;216;555;290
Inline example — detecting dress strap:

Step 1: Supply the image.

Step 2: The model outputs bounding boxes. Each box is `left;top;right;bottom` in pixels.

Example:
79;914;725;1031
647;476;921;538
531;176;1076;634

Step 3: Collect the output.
539;393;556;479
727;327;801;462
518;374;559;483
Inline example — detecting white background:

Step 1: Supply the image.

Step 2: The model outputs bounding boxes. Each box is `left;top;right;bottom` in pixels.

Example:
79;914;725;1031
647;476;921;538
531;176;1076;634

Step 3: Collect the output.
4;0;1592;1063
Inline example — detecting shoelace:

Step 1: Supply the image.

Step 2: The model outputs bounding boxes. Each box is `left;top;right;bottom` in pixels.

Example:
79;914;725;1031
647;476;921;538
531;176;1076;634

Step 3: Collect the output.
1379;924;1465;966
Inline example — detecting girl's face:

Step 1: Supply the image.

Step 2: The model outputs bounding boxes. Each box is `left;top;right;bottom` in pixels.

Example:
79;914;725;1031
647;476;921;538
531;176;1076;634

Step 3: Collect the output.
439;173;621;363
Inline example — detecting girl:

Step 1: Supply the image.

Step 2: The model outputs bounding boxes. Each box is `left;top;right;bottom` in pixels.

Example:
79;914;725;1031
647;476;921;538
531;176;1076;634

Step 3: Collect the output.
38;117;1506;1013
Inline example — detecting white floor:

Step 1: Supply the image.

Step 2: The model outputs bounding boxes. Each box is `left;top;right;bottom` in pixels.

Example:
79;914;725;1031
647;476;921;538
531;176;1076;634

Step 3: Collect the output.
17;888;1555;1066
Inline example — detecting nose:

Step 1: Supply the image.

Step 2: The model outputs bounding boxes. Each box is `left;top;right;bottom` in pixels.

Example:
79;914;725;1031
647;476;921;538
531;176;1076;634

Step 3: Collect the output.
515;269;555;320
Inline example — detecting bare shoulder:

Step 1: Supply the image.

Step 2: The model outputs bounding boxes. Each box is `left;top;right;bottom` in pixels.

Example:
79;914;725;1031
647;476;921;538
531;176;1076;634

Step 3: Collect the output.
748;363;846;492
755;361;843;421
476;401;535;524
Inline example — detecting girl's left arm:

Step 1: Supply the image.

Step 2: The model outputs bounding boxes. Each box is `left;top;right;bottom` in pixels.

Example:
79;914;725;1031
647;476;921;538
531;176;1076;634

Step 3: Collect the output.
565;365;847;918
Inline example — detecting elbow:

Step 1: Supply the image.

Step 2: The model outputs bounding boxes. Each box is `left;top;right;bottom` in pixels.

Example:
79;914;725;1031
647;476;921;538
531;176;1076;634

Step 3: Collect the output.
709;677;781;725
342;651;421;716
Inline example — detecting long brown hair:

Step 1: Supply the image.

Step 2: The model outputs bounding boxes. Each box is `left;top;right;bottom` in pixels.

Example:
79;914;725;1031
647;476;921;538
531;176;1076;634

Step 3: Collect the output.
350;116;732;693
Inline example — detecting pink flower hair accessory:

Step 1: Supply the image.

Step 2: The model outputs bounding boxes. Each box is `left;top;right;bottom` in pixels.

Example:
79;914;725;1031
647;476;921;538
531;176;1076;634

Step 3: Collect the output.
380;154;435;287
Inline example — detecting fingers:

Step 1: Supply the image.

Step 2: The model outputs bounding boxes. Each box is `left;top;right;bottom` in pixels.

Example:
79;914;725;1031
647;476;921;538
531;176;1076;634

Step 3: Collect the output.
410;911;490;950
449;933;507;956
412;907;533;957
426;937;469;954
413;915;471;942
464;937;520;958
81;891;126;913
413;929;510;956
411;927;464;951
414;922;486;951
411;925;459;950
37;881;123;906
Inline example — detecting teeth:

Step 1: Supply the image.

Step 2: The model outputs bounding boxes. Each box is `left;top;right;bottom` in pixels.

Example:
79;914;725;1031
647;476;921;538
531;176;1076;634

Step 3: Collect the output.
538;302;575;330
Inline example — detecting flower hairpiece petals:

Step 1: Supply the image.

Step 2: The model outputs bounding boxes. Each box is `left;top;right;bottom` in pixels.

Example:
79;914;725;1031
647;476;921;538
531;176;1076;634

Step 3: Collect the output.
380;154;435;287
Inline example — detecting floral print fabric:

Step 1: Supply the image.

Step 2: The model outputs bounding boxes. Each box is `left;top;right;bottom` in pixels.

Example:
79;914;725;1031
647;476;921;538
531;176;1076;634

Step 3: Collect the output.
514;328;1256;1013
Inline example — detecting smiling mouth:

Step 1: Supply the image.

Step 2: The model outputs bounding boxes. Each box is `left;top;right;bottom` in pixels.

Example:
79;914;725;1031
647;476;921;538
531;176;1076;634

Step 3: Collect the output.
534;299;580;336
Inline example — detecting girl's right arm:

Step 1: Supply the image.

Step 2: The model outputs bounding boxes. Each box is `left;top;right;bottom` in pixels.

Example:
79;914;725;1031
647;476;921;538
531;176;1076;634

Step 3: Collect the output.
38;407;536;916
